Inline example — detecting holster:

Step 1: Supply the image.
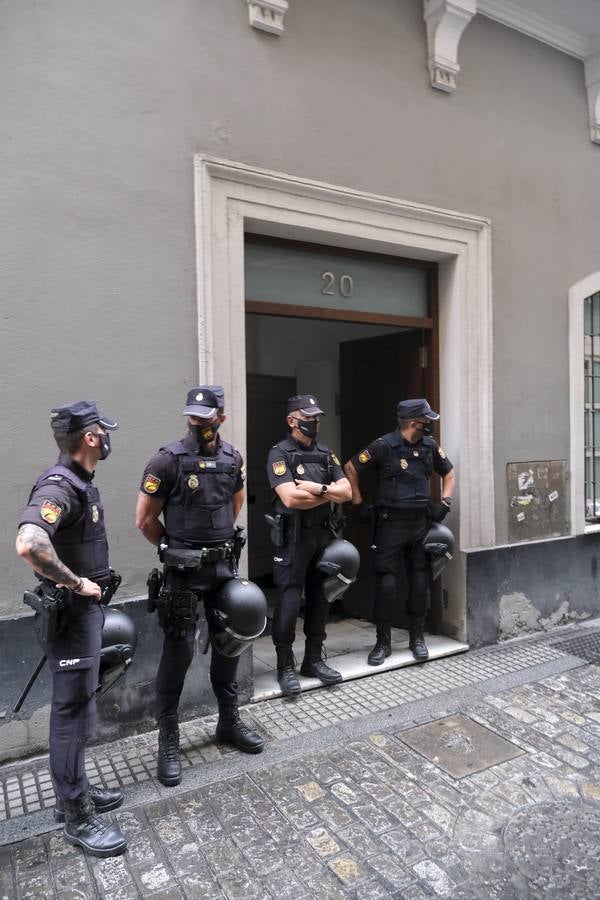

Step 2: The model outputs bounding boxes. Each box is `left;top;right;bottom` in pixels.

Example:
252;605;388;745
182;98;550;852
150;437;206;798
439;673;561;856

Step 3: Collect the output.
101;568;122;606
157;589;199;637
327;505;346;537
233;526;246;573
147;567;164;613
23;584;67;644
264;513;286;547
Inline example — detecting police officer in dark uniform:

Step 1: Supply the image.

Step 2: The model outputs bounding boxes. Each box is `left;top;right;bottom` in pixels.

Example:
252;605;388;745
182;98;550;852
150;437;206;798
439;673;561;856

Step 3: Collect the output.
344;399;455;665
267;394;352;696
16;401;127;858
136;386;263;787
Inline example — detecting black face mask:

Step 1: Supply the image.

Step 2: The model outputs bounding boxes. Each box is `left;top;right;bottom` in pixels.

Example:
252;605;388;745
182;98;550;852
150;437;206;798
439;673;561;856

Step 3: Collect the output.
292;417;319;439
189;421;220;446
419;423;433;437
97;432;111;460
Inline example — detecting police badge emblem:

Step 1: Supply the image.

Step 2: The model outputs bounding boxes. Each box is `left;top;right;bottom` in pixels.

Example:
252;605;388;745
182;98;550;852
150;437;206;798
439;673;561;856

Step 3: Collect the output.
91;505;99;523
358;450;371;463
400;459;409;469
439;448;446;459
143;474;161;494
188;474;199;489
273;461;286;476
296;464;305;475
40;500;62;524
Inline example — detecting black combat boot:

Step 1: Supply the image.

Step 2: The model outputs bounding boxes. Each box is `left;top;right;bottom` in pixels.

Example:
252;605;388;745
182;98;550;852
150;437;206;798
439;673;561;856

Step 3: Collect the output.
63;793;127;858
409;618;429;661
300;641;342;685
367;626;392;666
215;704;264;754
54;785;124;823
157;715;182;786
276;645;301;697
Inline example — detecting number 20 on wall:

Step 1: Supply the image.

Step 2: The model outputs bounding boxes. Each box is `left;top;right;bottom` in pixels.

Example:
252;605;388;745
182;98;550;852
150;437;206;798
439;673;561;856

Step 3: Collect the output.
320;271;354;298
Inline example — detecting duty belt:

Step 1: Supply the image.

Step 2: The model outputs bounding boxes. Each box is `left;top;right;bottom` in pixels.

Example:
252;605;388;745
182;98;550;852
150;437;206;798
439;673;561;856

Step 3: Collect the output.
161;542;234;571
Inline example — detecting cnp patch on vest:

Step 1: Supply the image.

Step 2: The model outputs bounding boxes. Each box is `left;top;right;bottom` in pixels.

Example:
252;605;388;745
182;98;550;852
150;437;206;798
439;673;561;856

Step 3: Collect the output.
358;450;371;464
331;452;340;466
40;500;62;525
296;464;305;475
438;448;446;459
91;504;99;523
143;474;161;494
188;474;199;489
272;460;287;476
400;458;409;469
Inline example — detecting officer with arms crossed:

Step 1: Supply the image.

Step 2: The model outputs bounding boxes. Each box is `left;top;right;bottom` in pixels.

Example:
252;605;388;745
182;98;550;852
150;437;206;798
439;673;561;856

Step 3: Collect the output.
267;394;352;696
15;401;127;858
344;399;455;665
136;386;263;788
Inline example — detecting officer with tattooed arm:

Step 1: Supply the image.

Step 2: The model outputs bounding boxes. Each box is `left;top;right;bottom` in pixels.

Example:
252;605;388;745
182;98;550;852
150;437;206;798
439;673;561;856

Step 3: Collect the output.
136;386;263;788
15;401;127;858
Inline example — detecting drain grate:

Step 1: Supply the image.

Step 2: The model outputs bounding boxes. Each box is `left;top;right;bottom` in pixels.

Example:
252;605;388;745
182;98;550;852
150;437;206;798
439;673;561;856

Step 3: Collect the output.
552;631;600;665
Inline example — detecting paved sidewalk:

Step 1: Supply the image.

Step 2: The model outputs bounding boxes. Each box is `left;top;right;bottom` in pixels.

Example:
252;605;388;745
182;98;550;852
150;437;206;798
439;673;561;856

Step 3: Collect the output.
2;622;600;898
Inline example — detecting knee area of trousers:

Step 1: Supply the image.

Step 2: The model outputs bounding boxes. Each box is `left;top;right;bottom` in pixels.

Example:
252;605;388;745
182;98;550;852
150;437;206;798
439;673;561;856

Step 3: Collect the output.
377;574;396;600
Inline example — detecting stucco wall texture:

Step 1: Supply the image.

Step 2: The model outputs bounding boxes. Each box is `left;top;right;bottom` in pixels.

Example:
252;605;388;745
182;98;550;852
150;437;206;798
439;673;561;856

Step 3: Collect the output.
1;0;599;616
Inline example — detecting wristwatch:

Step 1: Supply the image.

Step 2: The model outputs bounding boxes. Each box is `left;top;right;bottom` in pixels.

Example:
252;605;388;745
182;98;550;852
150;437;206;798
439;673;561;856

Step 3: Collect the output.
320;484;329;496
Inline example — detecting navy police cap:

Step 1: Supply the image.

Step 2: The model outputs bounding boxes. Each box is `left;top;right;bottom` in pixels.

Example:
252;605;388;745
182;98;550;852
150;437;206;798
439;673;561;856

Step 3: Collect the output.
204;385;225;411
287;394;325;416
396;398;439;421
50;401;118;434
182;386;220;418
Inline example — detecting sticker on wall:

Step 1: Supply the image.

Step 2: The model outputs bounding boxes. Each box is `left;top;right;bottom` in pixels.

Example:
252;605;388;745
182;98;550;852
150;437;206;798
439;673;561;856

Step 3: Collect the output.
548;490;559;503
518;470;534;491
516;511;525;522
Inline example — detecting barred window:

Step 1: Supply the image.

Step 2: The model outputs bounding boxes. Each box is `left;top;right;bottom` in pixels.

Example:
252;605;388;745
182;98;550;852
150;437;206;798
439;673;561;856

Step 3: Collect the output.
584;291;600;522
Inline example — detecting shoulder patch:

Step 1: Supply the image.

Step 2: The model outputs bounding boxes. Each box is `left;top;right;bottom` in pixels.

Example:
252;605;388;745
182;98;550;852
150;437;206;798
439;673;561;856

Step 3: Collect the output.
47;474;63;482
438;448;446;459
272;460;287;477
143;474;161;494
358;450;371;464
40;500;62;525
330;452;340;466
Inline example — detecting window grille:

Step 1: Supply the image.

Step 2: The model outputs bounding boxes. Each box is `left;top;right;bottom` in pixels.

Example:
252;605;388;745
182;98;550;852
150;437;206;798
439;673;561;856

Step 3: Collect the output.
584;291;600;522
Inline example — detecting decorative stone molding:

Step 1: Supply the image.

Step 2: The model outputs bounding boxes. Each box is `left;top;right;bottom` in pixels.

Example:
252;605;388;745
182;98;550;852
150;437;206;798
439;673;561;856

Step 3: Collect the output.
423;0;476;92
247;0;288;36
585;43;600;145
194;155;494;559
478;0;590;60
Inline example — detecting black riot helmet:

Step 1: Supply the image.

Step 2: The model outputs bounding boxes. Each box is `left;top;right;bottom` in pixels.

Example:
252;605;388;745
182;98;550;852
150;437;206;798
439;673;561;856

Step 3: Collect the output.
423;523;455;580
315;539;361;604
208;578;267;658
97;608;137;697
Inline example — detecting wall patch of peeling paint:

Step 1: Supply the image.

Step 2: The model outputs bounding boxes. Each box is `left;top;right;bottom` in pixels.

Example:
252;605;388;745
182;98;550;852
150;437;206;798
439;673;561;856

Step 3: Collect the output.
499;592;590;641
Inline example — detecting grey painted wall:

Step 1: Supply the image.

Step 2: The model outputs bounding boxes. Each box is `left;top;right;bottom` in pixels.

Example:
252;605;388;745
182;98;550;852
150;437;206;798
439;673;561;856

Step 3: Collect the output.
2;0;600;621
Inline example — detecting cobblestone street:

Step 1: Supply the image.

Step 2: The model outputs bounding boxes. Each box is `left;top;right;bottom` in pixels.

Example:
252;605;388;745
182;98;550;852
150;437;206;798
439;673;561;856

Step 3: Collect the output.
3;624;600;898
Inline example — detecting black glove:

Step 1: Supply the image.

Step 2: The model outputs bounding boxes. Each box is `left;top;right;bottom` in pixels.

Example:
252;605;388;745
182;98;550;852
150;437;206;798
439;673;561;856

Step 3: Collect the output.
351;502;372;524
428;500;451;522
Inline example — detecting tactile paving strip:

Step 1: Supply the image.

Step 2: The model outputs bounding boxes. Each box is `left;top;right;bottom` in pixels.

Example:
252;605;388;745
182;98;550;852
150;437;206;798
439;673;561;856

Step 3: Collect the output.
0;637;578;822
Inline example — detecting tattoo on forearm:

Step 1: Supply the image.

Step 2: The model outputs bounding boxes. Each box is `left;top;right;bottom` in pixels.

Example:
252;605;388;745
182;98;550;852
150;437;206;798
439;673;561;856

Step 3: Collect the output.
16;524;79;588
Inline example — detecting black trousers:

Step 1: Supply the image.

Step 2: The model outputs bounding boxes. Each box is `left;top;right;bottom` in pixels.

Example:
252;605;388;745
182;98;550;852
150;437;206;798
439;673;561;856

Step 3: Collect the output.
271;525;331;647
43;596;104;802
155;561;239;722
372;510;430;627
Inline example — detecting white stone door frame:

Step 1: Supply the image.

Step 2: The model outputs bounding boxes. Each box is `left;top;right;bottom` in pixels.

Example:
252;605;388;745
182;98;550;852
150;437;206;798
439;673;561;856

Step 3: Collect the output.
193;156;494;563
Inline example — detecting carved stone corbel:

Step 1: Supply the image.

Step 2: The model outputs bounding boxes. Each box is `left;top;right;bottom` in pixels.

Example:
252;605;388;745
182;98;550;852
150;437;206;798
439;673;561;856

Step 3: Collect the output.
423;0;477;93
247;0;289;36
584;41;600;144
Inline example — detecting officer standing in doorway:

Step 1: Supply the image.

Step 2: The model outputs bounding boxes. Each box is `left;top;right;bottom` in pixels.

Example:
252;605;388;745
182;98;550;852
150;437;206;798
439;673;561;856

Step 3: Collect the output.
136;386;263;788
16;401;127;858
344;399;455;665
267;394;352;696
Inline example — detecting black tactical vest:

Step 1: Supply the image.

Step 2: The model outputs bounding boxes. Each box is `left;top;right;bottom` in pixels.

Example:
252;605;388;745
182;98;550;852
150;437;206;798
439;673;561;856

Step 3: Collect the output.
162;439;241;546
375;431;434;509
30;465;109;579
273;439;333;526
